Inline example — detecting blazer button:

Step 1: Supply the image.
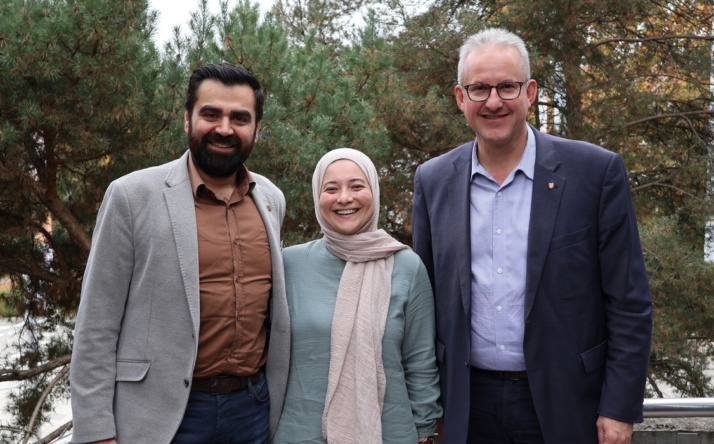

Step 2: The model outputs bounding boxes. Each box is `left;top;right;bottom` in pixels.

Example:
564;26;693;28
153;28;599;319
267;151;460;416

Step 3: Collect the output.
184;379;190;388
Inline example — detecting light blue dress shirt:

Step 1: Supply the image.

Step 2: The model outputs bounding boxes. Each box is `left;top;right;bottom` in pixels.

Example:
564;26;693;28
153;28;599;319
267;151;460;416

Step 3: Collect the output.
469;127;536;371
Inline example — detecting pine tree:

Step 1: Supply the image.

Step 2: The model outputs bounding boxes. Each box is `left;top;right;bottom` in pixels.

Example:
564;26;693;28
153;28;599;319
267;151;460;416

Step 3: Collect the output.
0;0;184;440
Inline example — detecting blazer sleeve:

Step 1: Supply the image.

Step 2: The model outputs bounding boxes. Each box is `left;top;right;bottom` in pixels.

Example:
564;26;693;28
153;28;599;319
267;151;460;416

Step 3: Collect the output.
412;165;435;290
70;180;134;442
597;154;653;423
403;258;443;436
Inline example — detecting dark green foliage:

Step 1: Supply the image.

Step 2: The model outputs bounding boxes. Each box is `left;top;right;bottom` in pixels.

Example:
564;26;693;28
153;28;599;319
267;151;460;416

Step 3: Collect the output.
0;0;184;440
0;0;712;440
0;0;183;315
641;214;714;397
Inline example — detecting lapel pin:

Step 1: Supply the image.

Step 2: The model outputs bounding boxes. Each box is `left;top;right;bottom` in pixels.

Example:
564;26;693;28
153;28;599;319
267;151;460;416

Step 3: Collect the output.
548;183;556;190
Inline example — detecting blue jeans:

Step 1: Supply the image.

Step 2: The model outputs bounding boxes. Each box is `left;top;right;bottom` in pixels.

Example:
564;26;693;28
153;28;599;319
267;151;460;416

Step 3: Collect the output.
171;373;269;444
467;369;544;444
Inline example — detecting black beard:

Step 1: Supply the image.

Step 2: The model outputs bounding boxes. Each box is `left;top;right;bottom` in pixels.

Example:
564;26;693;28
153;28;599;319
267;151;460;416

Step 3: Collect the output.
187;130;252;178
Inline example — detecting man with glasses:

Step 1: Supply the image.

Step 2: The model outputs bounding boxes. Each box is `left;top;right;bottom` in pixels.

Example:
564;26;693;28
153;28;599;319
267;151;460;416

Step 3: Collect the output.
412;28;652;444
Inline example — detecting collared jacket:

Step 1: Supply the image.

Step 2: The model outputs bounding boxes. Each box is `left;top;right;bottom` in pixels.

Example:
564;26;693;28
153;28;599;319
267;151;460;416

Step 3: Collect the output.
70;150;290;443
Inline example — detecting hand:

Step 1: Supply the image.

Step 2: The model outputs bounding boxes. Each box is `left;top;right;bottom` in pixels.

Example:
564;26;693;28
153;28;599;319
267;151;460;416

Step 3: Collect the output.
596;415;633;444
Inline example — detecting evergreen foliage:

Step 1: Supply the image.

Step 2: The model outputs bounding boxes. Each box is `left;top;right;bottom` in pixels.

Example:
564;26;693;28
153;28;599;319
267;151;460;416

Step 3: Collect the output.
0;0;184;440
0;0;712;440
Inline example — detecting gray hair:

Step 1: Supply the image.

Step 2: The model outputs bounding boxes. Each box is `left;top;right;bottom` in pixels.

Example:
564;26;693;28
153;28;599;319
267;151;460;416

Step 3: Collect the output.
457;28;531;85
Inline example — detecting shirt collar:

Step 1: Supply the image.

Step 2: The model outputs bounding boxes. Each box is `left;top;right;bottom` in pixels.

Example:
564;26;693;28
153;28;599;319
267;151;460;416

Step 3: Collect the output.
471;125;536;181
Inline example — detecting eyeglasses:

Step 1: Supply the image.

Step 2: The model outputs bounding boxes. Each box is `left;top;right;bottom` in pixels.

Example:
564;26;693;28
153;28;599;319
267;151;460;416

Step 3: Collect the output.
461;81;526;102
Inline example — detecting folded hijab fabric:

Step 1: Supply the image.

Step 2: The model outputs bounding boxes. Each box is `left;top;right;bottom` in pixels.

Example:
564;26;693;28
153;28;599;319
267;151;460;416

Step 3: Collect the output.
312;148;409;444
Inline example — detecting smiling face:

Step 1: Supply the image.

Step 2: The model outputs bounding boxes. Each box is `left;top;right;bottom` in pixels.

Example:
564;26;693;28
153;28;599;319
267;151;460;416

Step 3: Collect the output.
184;79;261;178
318;159;375;235
455;44;537;153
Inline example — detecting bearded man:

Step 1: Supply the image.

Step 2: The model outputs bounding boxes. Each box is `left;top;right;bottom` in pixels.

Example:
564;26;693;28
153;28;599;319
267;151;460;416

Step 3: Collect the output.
70;63;289;444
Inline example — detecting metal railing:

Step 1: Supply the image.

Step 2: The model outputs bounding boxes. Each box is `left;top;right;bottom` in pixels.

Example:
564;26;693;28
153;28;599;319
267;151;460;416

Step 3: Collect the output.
42;398;714;444
643;398;714;418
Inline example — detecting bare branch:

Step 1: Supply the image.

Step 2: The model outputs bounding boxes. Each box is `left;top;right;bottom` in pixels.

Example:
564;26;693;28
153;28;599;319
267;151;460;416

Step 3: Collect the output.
32;420;73;444
21;365;70;444
624;110;714;127
0;355;71;382
630;181;703;201
648;374;665;398
594;34;714;47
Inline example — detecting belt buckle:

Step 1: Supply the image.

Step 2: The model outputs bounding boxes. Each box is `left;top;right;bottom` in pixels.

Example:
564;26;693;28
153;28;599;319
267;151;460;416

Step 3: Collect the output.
210;375;232;395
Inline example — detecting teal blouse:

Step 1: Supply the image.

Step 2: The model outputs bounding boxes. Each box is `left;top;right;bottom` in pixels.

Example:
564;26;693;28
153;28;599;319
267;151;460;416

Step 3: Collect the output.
272;238;442;443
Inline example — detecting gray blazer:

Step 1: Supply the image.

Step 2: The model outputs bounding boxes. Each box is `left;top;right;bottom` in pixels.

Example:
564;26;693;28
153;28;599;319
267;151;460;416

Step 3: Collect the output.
70;151;290;443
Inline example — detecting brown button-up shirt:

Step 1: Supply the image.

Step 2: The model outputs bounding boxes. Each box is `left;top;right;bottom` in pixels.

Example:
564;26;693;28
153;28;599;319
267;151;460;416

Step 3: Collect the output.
188;155;272;378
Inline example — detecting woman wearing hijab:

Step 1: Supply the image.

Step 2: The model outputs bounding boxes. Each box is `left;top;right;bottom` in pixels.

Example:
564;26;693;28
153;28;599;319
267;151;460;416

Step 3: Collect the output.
272;148;441;444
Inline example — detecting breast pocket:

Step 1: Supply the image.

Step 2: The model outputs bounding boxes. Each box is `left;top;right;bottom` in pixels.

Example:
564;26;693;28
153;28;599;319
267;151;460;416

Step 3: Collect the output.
550;225;592;251
549;226;598;300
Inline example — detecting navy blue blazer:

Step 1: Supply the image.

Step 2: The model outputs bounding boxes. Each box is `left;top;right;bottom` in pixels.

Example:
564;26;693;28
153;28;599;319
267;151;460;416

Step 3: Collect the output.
412;126;652;443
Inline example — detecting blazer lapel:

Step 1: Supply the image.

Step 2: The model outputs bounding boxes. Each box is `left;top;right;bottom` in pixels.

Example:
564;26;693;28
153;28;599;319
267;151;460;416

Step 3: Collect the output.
446;142;475;317
525;129;564;318
250;181;280;268
163;152;201;338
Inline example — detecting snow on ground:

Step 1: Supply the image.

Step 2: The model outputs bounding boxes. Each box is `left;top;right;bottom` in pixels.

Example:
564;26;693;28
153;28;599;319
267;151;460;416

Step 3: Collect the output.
0;317;72;442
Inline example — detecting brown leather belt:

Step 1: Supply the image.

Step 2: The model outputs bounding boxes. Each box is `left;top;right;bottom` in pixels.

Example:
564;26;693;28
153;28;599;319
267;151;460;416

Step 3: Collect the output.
471;367;528;380
191;372;261;394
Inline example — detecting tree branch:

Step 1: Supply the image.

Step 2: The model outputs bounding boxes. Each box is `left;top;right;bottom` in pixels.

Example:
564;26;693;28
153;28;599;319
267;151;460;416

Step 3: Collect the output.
32;420;73;444
630;180;703;201
0;355;71;382
21;365;70;444
624;110;714;127
648;374;665;398
594;34;714;47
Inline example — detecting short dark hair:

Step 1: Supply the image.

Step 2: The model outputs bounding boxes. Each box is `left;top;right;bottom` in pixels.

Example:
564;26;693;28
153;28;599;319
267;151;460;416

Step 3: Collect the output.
185;63;264;123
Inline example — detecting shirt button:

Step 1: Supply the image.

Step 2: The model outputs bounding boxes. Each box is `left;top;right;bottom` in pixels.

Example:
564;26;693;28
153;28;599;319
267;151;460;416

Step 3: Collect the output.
496;306;502;311
497;192;503;197
497;268;503;274
235;276;240;282
233;238;239;244
496;229;502;235
184;379;190;387
499;345;506;351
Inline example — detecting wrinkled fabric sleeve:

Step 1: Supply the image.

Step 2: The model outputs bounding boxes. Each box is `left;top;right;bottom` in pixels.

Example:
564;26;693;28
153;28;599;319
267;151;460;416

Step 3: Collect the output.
401;255;442;436
596;154;652;423
70;181;134;443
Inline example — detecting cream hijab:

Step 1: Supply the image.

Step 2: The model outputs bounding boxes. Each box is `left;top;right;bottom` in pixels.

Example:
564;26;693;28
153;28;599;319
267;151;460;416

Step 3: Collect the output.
312;148;409;444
